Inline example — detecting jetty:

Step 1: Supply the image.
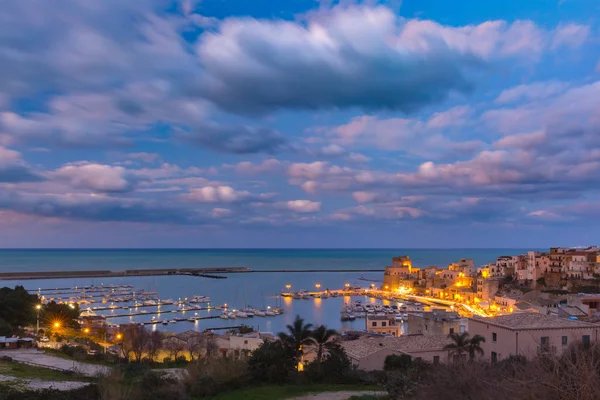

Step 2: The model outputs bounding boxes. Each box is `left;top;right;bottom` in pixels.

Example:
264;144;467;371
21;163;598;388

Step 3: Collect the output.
0;267;385;281
0;267;251;281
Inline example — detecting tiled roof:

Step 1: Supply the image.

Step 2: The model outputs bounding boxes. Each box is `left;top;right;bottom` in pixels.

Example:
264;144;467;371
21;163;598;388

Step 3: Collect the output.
341;334;452;360
470;313;595;330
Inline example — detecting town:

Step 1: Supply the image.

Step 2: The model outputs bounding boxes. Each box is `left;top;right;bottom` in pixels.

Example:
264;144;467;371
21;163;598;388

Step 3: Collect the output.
2;247;600;399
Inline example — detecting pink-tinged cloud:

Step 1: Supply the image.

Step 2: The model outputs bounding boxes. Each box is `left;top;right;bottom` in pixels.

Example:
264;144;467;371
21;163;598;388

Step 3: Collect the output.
284;200;322;213
52;163;134;192
183;186;251;203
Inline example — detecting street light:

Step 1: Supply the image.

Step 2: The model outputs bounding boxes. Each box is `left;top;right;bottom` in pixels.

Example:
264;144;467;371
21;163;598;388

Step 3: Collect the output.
83;328;90;334
116;333;122;341
35;305;42;336
344;283;350;288
315;283;321;289
285;284;291;290
53;322;60;329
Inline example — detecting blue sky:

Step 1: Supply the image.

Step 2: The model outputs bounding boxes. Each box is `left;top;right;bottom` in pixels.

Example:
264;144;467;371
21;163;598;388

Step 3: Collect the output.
1;0;600;248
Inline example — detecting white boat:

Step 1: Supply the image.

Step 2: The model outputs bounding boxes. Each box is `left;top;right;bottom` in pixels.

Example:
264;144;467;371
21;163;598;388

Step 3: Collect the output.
161;320;168;325
237;312;248;318
169;320;176;323
162;299;174;305
220;314;229;319
255;311;266;317
265;311;276;316
188;317;196;322
191;295;211;303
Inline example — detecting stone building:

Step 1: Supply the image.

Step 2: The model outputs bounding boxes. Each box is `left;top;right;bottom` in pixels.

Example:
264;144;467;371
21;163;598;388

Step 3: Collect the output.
407;309;461;336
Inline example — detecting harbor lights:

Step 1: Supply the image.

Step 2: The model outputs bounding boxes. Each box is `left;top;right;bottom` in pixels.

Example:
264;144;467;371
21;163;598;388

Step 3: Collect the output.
344;283;350;288
315;283;321;289
53;321;60;329
370;283;375;290
83;328;90;334
286;284;291;290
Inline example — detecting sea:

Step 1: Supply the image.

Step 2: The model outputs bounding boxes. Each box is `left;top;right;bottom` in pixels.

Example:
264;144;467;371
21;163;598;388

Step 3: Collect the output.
0;249;529;334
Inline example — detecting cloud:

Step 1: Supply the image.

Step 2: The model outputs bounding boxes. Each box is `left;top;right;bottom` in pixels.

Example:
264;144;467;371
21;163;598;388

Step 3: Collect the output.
180;122;288;154
495;81;569;104
0;191;203;225
182;185;252;203
230;159;283;175
551;23;590;50
0;146;44;183
127;152;161;163
426;106;472;128
282;200;322;213
52;163;136;193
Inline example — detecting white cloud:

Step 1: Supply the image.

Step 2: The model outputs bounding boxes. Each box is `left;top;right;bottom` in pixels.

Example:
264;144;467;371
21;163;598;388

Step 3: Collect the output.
52;163;134;192
183;185;251;203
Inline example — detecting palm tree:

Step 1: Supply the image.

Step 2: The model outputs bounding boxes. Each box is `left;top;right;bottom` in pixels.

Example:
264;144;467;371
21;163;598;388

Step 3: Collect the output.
310;325;338;364
278;315;314;365
444;332;471;362
444;332;486;362
467;334;485;360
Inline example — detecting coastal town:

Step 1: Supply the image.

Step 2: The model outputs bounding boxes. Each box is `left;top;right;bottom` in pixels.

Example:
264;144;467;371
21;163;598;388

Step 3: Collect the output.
3;247;600;377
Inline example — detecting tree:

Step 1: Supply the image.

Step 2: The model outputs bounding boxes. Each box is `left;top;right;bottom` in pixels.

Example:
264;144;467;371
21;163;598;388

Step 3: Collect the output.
310;325;338;364
121;325;151;363
247;340;294;383
385;354;413;371
187;334;206;361
277;315;313;365
444;332;471;362
467;334;486;361
146;331;163;362
164;337;187;361
43;301;81;330
0;286;39;335
444;332;485;362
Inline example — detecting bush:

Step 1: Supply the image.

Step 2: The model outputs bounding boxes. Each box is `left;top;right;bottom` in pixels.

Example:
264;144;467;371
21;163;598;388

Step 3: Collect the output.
0;356;12;362
185;357;249;398
384;354;412;371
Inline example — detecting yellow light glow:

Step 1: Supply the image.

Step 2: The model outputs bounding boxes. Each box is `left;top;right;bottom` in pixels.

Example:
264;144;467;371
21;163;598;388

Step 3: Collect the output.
315;283;321;289
344;283;350;288
286;284;291;290
297;362;304;372
83;328;90;334
36;304;42;310
116;333;122;340
53;322;60;328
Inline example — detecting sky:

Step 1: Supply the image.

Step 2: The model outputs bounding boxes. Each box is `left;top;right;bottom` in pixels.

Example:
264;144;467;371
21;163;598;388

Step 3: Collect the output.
1;0;600;248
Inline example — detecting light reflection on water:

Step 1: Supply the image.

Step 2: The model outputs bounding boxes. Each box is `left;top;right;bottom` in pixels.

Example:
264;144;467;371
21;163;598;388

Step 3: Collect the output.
2;271;387;334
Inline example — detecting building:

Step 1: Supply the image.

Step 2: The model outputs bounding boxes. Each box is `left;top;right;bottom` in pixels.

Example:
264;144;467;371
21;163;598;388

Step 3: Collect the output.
407;309;461;336
341;334;452;370
448;259;475;276
366;314;401;336
469;313;600;363
383;256;414;290
476;277;502;302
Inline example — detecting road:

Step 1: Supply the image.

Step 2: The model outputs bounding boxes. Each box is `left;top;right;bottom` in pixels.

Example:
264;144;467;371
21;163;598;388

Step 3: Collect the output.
4;349;110;377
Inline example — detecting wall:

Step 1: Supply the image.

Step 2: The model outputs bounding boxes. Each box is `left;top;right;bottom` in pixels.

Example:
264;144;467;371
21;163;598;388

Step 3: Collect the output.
349;347;401;371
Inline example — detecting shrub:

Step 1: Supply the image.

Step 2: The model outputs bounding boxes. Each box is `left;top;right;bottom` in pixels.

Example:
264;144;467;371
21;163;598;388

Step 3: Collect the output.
185;357;249;398
247;340;294;384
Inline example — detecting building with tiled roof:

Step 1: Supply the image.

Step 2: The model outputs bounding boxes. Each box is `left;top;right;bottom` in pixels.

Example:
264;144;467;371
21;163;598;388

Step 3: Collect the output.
469;313;600;363
340;334;452;370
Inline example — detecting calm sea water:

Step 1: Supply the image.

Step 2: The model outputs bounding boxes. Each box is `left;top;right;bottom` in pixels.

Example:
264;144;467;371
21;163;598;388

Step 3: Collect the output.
0;249;528;334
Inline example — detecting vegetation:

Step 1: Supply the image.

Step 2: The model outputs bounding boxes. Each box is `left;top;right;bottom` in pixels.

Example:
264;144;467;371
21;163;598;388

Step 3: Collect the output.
443;332;486;361
42;301;81;331
0;360;89;382
277;315;314;366
206;384;384;400
0;286;38;336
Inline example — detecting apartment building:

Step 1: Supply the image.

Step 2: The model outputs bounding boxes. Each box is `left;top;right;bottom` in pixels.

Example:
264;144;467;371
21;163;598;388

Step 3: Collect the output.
469;313;599;363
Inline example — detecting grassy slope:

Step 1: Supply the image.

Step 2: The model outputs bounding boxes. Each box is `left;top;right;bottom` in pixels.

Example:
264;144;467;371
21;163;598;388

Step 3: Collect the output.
208;384;384;400
0;361;90;382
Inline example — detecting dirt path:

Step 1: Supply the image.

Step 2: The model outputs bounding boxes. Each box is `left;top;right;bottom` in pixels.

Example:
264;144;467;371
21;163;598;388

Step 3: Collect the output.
4;349;110;377
288;390;388;400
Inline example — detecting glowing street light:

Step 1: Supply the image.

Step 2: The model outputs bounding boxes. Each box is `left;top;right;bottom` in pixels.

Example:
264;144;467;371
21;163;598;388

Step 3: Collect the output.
35;304;42;336
53;322;60;329
83;328;90;334
285;284;291;290
344;283;350;288
315;283;321;289
116;333;122;341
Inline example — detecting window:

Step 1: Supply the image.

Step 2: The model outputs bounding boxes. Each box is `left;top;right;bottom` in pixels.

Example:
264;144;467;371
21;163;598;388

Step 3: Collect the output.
583;335;591;348
491;352;497;364
382;321;387;327
562;336;568;346
372;322;377;327
449;328;454;334
244;340;248;345
541;336;550;352
492;333;497;342
433;356;440;365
